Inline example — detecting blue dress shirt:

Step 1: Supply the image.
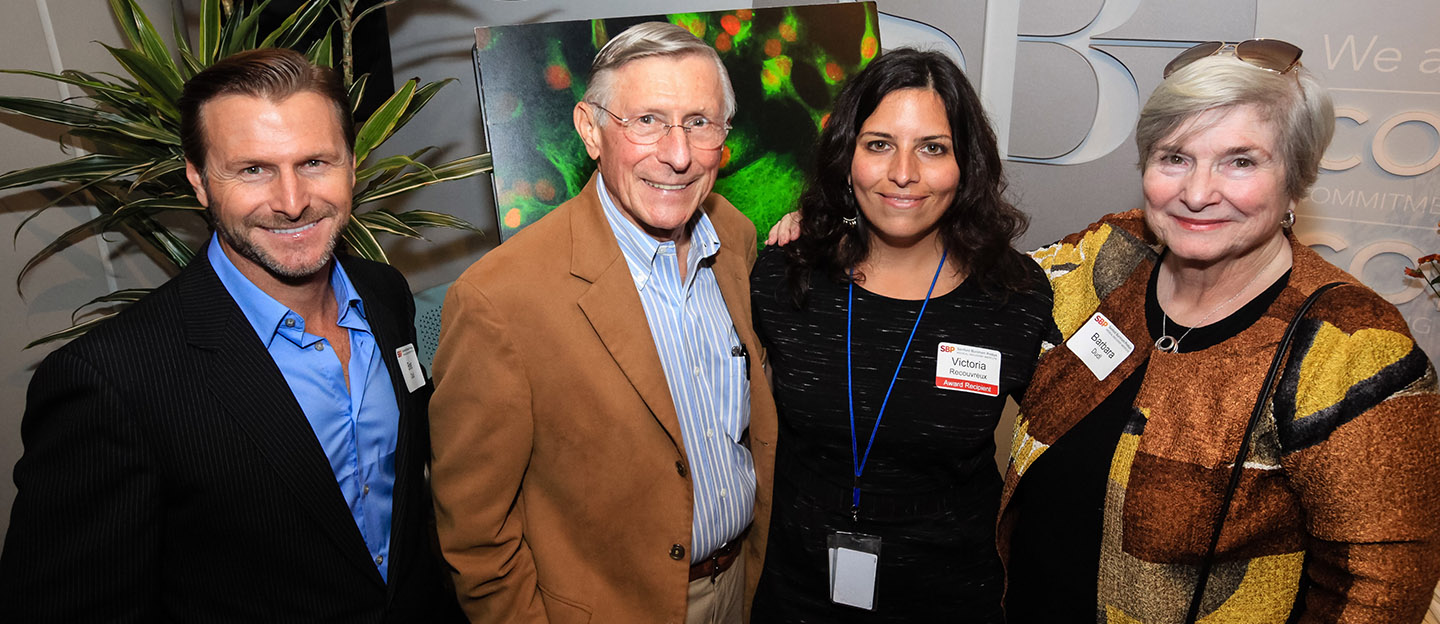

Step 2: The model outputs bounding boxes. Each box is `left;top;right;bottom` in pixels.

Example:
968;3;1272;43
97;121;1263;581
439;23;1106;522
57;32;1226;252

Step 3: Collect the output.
209;235;399;580
596;175;755;563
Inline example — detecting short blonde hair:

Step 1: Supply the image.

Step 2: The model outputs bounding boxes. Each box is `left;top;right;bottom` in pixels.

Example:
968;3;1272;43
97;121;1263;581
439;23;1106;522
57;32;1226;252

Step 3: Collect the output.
1136;54;1334;202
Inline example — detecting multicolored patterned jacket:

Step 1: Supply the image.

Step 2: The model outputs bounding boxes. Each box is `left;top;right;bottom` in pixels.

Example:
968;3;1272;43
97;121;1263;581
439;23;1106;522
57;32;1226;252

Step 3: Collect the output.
999;210;1440;622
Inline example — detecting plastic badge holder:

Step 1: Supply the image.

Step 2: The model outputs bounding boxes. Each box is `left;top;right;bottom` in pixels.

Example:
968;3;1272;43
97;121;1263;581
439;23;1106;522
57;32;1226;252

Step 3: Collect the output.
827;531;881;611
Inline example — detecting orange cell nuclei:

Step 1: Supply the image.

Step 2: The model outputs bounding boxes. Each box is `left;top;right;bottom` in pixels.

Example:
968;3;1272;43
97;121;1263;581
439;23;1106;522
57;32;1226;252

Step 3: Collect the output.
545;65;571;90
721;15;741;36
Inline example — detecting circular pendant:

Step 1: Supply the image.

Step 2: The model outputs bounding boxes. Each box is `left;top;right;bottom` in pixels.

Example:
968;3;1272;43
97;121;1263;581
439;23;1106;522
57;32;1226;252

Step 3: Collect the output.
1154;335;1178;353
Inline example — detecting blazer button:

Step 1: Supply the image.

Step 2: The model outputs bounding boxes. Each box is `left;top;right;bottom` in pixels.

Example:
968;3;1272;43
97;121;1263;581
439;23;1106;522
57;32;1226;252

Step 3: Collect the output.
669;544;686;560
675;461;688;478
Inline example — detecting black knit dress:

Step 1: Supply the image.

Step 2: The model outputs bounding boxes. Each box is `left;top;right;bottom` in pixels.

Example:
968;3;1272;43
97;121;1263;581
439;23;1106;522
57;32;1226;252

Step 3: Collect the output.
749;247;1054;623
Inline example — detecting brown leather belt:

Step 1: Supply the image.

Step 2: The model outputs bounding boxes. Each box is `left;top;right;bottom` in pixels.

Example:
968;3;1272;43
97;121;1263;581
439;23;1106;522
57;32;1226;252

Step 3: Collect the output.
688;527;748;582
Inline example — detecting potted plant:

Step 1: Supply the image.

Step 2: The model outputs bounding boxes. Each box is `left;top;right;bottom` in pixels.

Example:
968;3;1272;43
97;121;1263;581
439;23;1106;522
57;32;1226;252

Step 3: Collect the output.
0;0;491;347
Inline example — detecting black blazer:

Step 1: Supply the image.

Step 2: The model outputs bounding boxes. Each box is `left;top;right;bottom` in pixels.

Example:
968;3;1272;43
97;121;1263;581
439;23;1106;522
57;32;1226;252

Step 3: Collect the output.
0;246;463;623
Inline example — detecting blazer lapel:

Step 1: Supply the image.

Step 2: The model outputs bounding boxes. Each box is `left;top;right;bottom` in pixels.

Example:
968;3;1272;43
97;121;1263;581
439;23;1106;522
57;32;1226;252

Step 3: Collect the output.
340;256;424;589
179;249;385;588
569;176;687;452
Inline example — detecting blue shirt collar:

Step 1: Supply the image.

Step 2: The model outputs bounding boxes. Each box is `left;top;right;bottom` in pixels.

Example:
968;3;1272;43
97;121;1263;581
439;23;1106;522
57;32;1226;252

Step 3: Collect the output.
207;233;368;348
595;172;722;291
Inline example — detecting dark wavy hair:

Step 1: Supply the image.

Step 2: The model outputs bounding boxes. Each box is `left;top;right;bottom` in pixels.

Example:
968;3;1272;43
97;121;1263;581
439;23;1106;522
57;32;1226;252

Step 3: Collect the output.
783;48;1031;306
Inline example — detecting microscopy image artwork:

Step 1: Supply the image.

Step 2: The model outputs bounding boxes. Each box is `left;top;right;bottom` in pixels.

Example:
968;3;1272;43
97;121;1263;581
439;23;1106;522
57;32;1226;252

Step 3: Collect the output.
473;2;880;241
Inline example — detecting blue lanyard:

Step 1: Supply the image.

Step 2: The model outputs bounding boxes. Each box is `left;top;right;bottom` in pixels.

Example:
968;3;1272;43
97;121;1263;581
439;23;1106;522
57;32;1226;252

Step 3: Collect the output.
847;249;948;521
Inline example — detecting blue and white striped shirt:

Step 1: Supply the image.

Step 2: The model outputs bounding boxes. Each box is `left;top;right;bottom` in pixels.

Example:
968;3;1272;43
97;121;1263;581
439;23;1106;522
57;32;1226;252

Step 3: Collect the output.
596;175;755;563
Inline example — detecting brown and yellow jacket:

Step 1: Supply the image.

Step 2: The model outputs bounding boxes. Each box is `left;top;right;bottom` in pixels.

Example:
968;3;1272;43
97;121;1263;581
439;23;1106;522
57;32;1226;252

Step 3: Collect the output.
1000;210;1440;623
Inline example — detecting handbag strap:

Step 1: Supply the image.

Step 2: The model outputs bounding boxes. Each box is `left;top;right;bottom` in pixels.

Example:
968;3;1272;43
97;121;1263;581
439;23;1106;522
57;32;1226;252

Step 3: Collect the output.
1182;281;1345;624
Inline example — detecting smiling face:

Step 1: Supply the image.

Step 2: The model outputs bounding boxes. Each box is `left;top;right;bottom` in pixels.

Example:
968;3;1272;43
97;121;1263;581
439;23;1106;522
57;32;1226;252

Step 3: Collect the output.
849;88;960;252
185;91;353;288
1142;104;1291;270
574;53;727;242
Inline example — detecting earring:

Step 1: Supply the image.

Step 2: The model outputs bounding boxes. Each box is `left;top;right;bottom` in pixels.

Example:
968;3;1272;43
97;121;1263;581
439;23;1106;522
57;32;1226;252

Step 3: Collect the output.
1280;208;1295;229
843;181;858;226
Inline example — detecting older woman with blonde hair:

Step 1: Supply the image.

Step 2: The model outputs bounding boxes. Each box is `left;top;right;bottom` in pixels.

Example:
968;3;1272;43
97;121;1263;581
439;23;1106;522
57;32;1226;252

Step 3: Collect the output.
1001;40;1440;622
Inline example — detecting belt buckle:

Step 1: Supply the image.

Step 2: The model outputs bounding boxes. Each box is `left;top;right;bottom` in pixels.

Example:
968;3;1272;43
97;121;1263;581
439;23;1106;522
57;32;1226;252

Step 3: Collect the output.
709;542;727;583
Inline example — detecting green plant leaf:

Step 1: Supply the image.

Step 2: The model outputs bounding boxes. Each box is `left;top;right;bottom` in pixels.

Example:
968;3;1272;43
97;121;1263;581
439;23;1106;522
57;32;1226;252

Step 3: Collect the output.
72;288;152;322
125;214;197;269
26;313;121;349
220;0;273;58
353;0;402;28
392;209;483;234
109;0;176;72
113;196;205;215
354;148;437;182
198;0;222;65
265;0;329;50
67;129;174;161
0;95;181;145
355;209;422;239
0;154;150;190
0;69;135;101
170;10;196;81
18;211;124;288
102;45;182;119
352;78;417;165
12;173;145;242
341;216;388;263
131;159;187;190
306;31;334;68
354;153;493;205
391;79;454;135
348;73;370;113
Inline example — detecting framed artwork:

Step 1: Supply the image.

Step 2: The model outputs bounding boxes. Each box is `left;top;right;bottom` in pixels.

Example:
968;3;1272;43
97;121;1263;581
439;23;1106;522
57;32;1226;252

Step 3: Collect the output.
473;2;880;240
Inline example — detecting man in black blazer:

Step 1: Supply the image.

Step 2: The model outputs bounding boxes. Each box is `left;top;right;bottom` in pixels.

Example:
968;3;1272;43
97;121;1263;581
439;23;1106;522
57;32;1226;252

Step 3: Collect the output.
0;49;463;623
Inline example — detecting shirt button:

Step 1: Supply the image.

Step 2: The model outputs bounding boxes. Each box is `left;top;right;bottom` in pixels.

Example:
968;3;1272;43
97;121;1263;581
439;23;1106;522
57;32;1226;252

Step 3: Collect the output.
719;488;727;498
375;555;384;565
669;544;685;560
315;343;325;352
675;461;687;478
363;484;370;496
284;318;295;328
706;429;714;439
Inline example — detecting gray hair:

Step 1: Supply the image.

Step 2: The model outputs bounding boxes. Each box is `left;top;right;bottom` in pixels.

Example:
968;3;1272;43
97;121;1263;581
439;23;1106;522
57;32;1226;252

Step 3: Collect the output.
583;21;736;121
1136;54;1335;202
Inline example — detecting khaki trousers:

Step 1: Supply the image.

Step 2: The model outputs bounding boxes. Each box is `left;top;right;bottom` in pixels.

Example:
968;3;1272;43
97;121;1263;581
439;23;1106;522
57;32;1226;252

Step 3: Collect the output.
685;549;746;624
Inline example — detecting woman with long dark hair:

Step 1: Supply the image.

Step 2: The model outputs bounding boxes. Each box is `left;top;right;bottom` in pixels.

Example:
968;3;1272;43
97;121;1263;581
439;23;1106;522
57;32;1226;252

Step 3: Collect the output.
748;48;1053;622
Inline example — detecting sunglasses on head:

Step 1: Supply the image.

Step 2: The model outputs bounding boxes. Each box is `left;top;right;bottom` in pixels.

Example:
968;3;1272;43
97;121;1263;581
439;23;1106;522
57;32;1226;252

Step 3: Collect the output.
1162;39;1303;79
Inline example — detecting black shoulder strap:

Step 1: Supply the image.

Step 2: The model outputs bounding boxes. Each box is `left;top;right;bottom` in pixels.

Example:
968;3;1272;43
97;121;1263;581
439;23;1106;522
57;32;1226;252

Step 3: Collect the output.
1183;281;1346;623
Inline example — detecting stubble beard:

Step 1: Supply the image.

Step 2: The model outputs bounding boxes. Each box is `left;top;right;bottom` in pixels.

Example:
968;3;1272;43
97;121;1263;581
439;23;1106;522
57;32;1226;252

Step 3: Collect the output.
212;205;342;282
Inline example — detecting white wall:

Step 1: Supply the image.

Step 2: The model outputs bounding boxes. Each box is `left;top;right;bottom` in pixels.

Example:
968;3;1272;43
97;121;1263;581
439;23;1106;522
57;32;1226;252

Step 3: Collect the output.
0;0;180;543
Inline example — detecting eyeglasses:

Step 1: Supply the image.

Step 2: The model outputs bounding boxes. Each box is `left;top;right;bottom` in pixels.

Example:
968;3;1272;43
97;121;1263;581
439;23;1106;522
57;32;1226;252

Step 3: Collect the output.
1163;39;1303;79
587;102;730;150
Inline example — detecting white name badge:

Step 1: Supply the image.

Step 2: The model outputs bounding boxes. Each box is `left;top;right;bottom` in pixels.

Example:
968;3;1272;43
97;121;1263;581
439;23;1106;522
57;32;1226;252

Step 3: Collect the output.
1065;312;1135;381
395;343;427;393
934;342;1001;396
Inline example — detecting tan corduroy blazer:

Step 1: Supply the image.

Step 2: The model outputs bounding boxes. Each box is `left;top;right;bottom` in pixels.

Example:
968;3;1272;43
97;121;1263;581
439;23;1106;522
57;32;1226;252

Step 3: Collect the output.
430;174;778;624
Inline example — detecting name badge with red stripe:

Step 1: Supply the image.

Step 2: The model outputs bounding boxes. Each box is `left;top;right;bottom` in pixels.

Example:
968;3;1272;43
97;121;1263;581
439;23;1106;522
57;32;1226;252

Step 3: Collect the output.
934;342;1001;396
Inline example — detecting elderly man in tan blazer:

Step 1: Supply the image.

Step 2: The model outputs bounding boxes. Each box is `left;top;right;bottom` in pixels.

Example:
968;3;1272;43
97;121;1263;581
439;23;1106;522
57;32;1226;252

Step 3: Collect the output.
429;22;778;624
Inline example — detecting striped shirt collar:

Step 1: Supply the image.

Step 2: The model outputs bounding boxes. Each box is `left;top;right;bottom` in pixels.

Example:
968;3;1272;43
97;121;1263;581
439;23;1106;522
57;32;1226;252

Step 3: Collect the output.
595;172;722;292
